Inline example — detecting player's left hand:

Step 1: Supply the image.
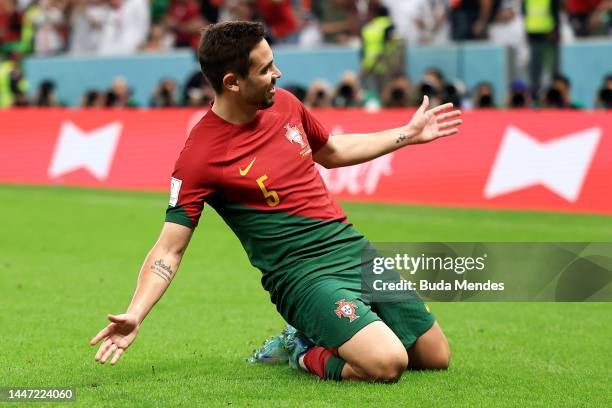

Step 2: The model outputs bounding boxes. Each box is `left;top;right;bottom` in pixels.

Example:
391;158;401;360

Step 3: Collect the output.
406;96;462;144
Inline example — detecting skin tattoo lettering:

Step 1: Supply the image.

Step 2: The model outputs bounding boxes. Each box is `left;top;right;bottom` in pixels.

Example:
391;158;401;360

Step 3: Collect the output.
150;259;173;282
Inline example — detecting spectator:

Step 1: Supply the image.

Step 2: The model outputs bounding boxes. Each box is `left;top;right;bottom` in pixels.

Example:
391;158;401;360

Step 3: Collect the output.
150;77;178;107
597;88;612;109
296;11;323;47
541;87;564;108
142;23;174;52
380;73;412;107
332;71;363;107
98;0;150;55
150;0;170;24
473;82;495;107
304;80;333;108
442;79;464;107
16;0;33;11
182;50;215;107
33;79;61;106
360;4;403;95
0;52;28;107
105;76;137;107
550;73;583;108
256;0;302;45
566;0;603;37
424;68;447;92
200;0;220;24
30;0;68;55
284;84;307;102
414;0;450;45
381;0;421;45
589;0;612;35
523;0;561;97
414;68;449;107
450;0;493;41
81;89;106;107
69;0;110;55
489;0;528;81
507;79;531;108
311;0;359;44
164;0;204;49
0;0;23;55
595;74;612;109
220;0;256;21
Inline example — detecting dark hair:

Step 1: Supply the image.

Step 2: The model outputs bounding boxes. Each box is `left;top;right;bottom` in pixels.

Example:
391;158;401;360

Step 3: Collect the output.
36;80;56;106
84;90;100;107
552;73;570;87
510;92;527;108
376;5;389;17
285;84;307;102
425;68;444;83
197;21;265;93
544;88;564;108
477;94;494;108
599;88;612;108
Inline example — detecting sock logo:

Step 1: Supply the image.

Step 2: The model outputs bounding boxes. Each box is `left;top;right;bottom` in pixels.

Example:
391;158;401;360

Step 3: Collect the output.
335;300;360;322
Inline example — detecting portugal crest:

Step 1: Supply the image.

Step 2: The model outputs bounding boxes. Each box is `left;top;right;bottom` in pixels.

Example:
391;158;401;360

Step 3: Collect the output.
284;123;311;157
335;299;360;322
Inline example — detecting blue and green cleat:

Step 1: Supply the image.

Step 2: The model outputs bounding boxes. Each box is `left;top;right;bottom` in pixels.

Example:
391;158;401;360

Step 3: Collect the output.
247;331;289;365
282;326;314;370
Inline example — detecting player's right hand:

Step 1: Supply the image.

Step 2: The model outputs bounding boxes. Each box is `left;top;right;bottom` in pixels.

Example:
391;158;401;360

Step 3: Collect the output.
90;313;139;365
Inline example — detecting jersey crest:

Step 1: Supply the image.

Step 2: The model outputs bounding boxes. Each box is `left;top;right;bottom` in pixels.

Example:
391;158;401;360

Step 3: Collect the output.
335;299;360;322
284;123;312;157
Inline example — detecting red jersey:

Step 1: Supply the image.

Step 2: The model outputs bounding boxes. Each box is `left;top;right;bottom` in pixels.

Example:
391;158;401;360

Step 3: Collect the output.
167;88;346;227
166;89;366;304
256;0;301;38
566;0;601;14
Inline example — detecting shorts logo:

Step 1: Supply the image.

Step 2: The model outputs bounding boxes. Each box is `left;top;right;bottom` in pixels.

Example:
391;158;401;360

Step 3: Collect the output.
335;299;360;322
284;123;312;157
169;177;182;207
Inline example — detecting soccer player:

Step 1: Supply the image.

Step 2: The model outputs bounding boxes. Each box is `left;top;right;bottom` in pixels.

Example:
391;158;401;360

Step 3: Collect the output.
90;21;463;382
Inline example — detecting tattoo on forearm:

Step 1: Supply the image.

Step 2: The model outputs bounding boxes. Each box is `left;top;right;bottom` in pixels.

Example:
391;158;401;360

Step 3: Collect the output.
150;259;173;282
396;133;408;144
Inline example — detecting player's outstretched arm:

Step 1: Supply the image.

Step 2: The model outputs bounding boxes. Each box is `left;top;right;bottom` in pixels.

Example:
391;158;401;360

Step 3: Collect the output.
89;222;193;365
313;96;462;168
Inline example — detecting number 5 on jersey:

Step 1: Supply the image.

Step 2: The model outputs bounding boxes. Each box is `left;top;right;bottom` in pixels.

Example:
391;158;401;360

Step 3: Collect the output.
256;175;280;207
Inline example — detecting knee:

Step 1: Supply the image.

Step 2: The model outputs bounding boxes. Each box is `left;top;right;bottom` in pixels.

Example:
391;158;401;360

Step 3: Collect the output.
432;348;451;370
427;344;451;370
360;349;408;383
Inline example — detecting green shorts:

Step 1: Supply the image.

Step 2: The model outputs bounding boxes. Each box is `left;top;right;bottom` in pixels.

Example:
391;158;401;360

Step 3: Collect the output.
278;268;436;349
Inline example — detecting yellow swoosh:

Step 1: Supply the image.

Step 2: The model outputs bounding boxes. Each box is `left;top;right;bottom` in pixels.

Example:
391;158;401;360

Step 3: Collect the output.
239;157;257;176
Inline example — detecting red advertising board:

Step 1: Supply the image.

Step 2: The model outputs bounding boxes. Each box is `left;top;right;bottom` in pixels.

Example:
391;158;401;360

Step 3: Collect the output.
0;109;610;214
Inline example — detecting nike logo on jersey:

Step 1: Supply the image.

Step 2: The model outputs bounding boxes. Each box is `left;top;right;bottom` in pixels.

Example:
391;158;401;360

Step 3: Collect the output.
239;157;257;176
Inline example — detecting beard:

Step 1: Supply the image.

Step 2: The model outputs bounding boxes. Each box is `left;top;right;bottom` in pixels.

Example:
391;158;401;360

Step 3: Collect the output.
246;79;276;109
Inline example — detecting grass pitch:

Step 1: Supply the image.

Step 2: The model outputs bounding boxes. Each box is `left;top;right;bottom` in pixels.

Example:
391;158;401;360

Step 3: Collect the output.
1;184;611;407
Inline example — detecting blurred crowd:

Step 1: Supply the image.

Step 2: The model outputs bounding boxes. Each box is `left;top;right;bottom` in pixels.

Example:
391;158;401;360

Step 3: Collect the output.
19;68;612;110
1;0;611;108
1;0;611;56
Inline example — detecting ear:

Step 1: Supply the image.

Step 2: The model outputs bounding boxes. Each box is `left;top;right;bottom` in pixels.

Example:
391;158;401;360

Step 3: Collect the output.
222;72;240;93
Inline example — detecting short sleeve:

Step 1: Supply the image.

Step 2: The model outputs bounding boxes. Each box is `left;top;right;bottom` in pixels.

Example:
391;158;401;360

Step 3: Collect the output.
165;147;214;229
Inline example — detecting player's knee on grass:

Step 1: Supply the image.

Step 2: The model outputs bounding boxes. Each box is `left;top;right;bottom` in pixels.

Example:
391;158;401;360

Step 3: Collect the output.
339;321;409;382
357;347;408;382
408;322;451;370
419;341;450;370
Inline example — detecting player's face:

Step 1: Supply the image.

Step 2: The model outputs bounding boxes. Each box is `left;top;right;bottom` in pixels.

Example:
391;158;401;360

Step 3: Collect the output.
243;39;282;109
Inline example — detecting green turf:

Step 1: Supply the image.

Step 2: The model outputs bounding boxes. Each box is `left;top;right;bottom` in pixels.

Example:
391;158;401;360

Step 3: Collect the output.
1;184;611;407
